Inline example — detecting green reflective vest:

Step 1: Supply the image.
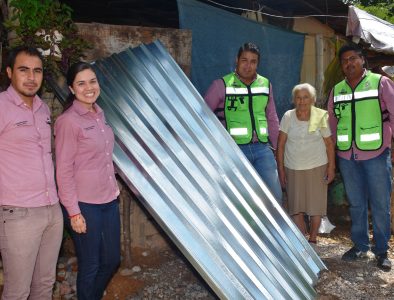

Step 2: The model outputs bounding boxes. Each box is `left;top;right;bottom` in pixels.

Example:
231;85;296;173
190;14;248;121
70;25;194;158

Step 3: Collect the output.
333;71;383;151
223;73;269;144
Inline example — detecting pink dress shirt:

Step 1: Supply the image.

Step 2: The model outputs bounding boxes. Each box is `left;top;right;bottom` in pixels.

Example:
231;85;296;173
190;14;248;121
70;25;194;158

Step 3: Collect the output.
55;100;119;216
0;85;58;207
328;72;394;160
204;77;280;148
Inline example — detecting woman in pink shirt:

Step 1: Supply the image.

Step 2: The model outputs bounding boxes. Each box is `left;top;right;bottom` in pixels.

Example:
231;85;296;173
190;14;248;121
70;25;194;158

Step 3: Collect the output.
55;62;120;300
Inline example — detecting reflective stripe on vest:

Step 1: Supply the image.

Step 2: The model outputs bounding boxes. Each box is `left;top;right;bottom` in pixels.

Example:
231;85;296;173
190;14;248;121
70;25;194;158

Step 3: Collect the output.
225;86;270;95
334;90;379;103
337;135;349;142
333;71;383;151
223;73;270;144
229;128;248;136
360;133;380;142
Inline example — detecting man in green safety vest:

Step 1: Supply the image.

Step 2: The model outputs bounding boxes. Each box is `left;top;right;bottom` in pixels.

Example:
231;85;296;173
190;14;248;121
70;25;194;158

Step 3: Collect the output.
204;42;282;204
328;43;394;271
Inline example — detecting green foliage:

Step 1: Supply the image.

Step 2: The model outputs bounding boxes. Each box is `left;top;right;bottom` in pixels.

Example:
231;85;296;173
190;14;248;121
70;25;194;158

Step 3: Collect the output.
4;0;89;78
357;4;394;23
323;39;346;98
342;0;394;23
344;0;393;5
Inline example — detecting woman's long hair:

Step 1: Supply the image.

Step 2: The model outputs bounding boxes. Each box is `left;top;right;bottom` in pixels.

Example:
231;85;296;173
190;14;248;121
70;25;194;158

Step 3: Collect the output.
63;62;97;112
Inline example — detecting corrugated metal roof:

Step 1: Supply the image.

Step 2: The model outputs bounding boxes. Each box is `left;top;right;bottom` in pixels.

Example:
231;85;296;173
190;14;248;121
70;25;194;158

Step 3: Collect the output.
54;40;326;299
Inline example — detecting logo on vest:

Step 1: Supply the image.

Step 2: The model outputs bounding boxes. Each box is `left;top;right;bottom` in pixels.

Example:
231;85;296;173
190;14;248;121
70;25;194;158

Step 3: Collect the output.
364;81;371;89
227;96;245;111
340;89;347;95
227;96;237;111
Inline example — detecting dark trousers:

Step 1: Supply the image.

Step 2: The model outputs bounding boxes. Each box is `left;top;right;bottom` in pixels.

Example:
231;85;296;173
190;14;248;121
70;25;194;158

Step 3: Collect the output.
64;199;121;300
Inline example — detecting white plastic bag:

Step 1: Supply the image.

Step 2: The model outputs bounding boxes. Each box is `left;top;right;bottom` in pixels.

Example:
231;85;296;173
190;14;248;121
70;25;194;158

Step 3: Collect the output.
318;216;336;233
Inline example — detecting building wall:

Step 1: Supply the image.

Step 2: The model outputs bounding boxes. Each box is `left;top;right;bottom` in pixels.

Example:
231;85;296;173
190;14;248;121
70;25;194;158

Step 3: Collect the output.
76;23;192;77
242;13;339;105
293;18;337;104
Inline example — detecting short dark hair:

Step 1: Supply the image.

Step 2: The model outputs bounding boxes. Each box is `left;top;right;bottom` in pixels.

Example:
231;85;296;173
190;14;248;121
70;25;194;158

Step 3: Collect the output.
6;46;43;70
237;42;260;63
338;43;364;60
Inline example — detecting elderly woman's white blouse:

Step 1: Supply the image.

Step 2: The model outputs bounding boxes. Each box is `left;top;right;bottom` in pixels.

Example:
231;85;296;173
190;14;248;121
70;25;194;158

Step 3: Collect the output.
280;109;331;170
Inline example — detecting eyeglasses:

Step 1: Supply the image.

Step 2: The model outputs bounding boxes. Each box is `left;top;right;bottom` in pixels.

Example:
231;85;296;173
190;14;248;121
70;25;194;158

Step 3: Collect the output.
340;55;360;64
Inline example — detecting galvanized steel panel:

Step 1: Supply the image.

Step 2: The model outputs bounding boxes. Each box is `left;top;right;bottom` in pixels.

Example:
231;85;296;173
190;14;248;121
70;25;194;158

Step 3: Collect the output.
56;41;326;299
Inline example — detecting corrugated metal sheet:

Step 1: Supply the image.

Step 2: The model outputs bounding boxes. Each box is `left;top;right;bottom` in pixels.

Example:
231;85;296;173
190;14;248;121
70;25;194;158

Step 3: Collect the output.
54;40;326;299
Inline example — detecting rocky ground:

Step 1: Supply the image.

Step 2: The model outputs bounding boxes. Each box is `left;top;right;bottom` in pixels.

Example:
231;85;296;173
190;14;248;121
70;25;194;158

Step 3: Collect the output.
55;207;394;299
1;206;394;299
315;231;394;300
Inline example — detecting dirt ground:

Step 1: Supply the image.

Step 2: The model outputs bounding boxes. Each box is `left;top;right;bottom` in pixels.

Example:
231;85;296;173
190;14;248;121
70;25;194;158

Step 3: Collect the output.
1;205;394;299
101;204;394;300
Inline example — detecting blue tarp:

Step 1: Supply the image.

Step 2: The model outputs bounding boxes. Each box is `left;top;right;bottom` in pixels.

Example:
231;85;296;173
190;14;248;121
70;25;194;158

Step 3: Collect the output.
177;0;305;118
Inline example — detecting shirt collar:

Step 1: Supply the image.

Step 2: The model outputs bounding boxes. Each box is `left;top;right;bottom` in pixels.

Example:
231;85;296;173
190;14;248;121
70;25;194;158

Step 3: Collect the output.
234;71;257;85
345;68;368;85
6;85;43;111
72;99;103;116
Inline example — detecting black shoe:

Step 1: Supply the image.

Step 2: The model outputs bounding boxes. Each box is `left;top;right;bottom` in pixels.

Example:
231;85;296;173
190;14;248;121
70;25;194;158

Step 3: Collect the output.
342;246;368;261
376;253;391;271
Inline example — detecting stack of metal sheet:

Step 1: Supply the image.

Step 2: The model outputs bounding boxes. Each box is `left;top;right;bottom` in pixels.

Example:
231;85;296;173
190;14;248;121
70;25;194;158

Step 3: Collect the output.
80;41;326;299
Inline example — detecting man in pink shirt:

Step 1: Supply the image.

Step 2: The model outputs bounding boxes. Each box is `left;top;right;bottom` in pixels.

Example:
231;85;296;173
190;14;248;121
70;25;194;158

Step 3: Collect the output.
328;43;394;271
204;42;282;204
0;46;63;299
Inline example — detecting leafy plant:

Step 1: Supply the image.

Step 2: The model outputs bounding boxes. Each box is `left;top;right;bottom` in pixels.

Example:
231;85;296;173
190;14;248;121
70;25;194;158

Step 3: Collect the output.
357;3;394;23
343;0;394;23
4;0;90;78
323;38;346;100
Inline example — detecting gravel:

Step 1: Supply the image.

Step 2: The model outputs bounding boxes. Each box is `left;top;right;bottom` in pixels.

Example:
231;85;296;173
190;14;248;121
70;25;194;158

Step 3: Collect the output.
125;250;217;300
118;233;394;299
50;225;394;299
315;235;394;300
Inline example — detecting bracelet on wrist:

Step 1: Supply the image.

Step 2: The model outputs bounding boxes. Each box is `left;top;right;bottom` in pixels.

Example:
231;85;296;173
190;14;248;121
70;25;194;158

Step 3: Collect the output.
69;213;81;219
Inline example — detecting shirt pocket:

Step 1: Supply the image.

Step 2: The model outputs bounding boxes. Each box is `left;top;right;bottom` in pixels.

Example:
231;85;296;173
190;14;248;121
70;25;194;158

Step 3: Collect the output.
7;118;35;143
11;118;34;132
79;124;104;152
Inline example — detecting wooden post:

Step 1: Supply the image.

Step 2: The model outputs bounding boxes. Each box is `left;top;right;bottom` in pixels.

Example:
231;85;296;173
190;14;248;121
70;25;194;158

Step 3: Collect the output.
119;182;132;268
315;34;324;106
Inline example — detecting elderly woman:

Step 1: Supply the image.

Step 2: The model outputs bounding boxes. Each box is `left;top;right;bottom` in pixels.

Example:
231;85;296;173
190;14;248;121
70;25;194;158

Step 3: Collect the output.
277;83;335;243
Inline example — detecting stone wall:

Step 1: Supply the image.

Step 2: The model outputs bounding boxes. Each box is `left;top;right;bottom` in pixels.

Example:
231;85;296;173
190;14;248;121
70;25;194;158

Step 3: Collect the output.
76;23;192;76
